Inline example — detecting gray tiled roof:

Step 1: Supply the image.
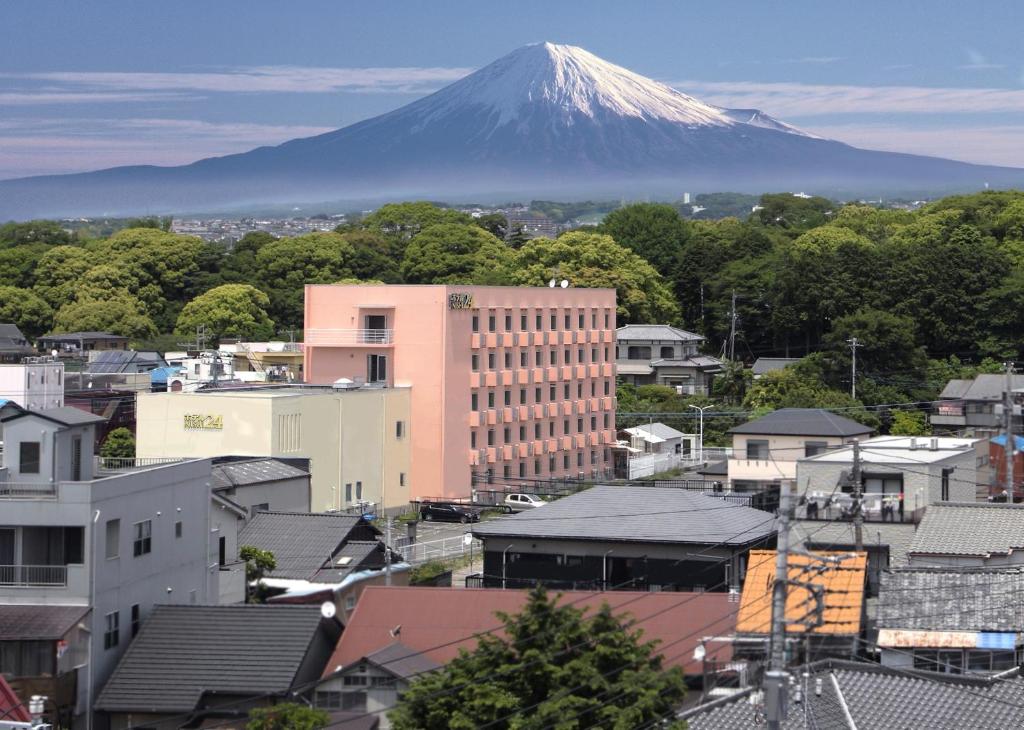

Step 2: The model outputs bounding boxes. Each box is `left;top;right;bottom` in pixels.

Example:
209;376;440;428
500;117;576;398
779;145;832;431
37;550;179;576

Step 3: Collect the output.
728;408;873;436
212;458;310;490
1;405;106;426
362;641;441;680
751;357;801;375
40;331;128;341
794;520;917;566
938;378;974;400
472;485;776;546
311;541;383;583
958;373;1024;401
0;604;89;640
684;660;1024;729
910;502;1024;557
652;355;724;369
879;568;1024;632
96;604;326;713
238;511;375;580
615;324;705;342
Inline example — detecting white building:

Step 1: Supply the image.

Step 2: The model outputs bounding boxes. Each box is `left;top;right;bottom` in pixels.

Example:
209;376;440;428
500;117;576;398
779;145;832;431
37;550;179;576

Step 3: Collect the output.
0;357;64;411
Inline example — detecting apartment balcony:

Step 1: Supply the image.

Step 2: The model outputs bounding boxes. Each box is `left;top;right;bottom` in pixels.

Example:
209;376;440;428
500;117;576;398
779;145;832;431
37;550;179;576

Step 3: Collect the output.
304;328;393;346
0;482;59;499
931;402;966;426
0;562;89;599
0;564;68;587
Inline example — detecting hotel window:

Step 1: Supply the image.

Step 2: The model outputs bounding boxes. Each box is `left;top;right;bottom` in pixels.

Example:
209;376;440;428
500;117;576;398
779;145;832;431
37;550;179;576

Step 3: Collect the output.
534;459;541;475
603;414;610;428
591;416;597;430
564;348;570;363
519;425;526;440
550;350;557;365
564;454;570;468
564;419;570;434
535;387;541;401
564;313;571;328
579;313;585;328
549;422;555;437
604;311;610;327
550;313;557;329
535;423;541;438
504;465;512;478
591;381;596;396
472;354;479;371
535;350;542;366
504;390;511;406
505;313;512;330
488;430;495;446
549;385;556;400
520;351;528;367
520;388;527;404
104;611;119;650
488;353;496;369
592;311;597;328
503;426;511;442
604;346;610;360
471;393;478;411
488;314;496;332
591;348;597;361
604;380;610;395
504;352;512;368
471;432;477;448
487;391;495;408
519;462;526;477
577;452;584;467
133;520;152;557
549;455;556;472
578;348;585;362
521;313;528;329
536;313;542;329
563;384;570;399
577;383;583;398
472;315;479;332
577;418;583;432
591;450;598;465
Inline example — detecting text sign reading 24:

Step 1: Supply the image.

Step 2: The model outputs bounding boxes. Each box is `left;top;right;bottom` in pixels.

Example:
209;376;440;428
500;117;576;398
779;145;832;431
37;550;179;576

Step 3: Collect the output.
448;293;474;310
184;414;223;430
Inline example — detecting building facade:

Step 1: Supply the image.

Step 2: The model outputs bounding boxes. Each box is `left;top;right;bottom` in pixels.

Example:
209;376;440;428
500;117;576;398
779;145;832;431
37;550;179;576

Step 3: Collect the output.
0;407;215;726
303;285;618;500
614;324;722;394
0;357;64;411
135;385;411;512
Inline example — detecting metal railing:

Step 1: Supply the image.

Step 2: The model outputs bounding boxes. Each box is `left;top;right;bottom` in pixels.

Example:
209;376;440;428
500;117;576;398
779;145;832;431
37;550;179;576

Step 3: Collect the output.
95;456;187;471
0;564;68;586
0;482;59;499
392;532;480;565
304;328;394;345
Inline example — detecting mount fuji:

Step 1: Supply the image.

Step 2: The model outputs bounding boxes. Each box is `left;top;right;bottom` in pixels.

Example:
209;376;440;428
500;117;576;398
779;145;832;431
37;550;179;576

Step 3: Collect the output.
3;42;1024;218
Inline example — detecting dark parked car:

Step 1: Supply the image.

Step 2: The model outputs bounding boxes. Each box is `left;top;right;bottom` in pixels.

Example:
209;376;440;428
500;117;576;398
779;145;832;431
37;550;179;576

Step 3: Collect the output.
419;502;480;523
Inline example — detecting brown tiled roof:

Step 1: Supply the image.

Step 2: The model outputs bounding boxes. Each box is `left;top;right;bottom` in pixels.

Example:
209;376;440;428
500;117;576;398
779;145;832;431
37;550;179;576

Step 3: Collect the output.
322;586;736;679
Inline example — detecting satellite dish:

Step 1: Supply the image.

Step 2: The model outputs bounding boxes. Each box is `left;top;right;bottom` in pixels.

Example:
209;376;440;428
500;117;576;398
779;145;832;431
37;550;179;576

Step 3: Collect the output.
560;279;569;288
548;278;556;288
320;601;337;619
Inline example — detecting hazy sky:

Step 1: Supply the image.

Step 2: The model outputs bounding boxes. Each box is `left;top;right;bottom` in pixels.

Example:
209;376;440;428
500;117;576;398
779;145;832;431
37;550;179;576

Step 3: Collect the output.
2;0;1023;179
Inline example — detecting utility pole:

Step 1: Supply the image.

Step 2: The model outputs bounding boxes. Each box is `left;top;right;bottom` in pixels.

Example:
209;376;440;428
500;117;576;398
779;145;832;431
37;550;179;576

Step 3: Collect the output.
766;481;792;730
1004;362;1016;501
852;439;863;551
847;337;862;399
727;290;738;362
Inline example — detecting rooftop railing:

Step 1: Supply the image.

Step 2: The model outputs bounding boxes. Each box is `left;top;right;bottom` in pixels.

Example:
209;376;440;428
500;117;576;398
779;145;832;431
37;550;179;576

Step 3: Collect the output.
0;564;68;586
0;482;58;499
304;328;393;346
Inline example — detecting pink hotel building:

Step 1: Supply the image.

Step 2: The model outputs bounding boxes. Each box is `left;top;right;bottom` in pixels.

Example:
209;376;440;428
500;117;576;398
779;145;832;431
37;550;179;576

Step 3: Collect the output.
303;284;618;500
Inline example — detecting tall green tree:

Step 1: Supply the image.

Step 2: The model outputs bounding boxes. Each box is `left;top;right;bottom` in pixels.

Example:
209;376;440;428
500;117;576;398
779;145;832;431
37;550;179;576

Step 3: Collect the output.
175;284;275;343
52;296;158;340
341;230;403;283
32;245;93;307
0;286;53;338
254;232;354;326
362;202;473;241
512;231;679;324
401;224;513;284
390;586;686;730
0;220;77;247
247;703;328;730
598;202;690;276
100;428;136;459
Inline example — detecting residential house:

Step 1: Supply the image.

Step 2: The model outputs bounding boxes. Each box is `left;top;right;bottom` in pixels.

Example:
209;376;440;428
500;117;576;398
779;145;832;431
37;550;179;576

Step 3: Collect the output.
930;373;1024;431
313;585;737;728
211;457;312;517
877;567;1024;674
0;406;216;726
135;383;412;512
471;485;776;592
733;550;867;662
0;357;64;411
683;658;1024;728
615;324;723;394
219;341;304;383
0;605;90;728
727;408;873;492
95;605;340;730
907;502;1024;568
617;422;697;479
37;333;129;358
0;324;35;364
750;357;800;379
83;350;166;375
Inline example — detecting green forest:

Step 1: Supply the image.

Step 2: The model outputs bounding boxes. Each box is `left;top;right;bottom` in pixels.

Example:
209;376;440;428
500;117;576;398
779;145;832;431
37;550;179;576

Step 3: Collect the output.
2;191;1022;433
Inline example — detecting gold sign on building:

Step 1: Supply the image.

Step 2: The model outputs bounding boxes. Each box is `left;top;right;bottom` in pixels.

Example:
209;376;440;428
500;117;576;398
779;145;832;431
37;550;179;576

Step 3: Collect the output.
448;293;474;310
184;414;223;430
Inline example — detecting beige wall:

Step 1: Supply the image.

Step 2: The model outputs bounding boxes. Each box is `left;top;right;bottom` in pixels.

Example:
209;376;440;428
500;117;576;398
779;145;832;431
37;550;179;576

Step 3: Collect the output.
136;388;411;512
729;434;853;487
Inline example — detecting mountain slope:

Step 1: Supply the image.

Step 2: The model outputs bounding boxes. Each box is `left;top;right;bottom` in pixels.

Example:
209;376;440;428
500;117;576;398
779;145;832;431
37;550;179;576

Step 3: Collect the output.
2;42;1022;218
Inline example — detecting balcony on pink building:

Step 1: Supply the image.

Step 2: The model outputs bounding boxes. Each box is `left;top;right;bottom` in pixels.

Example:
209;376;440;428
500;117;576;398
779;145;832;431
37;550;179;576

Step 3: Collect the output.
304;328;394;346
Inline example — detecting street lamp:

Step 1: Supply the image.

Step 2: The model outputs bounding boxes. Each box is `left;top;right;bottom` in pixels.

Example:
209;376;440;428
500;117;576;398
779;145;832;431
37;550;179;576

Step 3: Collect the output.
689;404;714;464
602;549;614;590
502;544;515;589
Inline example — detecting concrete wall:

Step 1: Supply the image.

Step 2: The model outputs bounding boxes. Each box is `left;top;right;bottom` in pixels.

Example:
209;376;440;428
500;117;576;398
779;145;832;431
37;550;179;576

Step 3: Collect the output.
0;362;64;410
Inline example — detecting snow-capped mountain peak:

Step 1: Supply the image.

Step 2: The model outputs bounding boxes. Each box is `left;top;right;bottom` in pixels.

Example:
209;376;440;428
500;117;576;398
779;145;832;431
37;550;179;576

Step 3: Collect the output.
407;41;736;128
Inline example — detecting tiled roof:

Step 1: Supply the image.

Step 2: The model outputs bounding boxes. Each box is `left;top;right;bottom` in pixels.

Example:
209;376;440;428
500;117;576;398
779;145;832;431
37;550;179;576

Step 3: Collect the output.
311;541;384;583
361;641;442;680
736;550;867;636
237;511;377;580
878;568;1024;632
96;604;329;713
728;408;873;437
1;405;107;426
938;378;973;399
615;324;705;342
212;458;310;490
684;659;1024;729
910;502;1024;557
0;604;89;640
323;586;736;678
751;357;801;375
959;373;1024;401
40;331;128;340
472;485;776;546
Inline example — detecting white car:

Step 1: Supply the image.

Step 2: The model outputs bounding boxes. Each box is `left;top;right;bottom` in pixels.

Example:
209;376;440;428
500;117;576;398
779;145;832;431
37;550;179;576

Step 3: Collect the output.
504;493;547;512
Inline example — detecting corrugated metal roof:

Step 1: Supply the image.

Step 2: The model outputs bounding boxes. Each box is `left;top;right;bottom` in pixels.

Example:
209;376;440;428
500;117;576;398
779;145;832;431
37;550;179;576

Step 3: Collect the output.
728;408;873;437
96;604;327;713
323;586;735;678
736;550;867;636
910;502;1024;557
472;485;775;545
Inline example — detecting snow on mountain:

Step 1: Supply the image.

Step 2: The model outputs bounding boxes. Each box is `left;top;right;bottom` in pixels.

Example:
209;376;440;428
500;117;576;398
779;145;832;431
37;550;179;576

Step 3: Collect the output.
717;107;822;139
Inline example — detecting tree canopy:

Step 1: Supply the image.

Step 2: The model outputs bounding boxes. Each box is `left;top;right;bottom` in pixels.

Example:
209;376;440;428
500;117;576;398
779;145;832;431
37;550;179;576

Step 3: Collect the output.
175;284;275;342
390;585;686;730
401;223;513;284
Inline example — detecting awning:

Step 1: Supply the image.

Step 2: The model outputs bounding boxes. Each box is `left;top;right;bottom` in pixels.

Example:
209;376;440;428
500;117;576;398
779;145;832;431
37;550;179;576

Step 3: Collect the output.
0;604;90;640
616;363;654;375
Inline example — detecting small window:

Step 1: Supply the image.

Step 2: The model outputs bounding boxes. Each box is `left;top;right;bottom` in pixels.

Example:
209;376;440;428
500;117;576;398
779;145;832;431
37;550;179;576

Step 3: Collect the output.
472;315;479;333
505;313;512;330
579;313;585;328
520;351;527;367
487;391;495;408
355;481;362;500
472;354;479;371
520;388;527;404
504;390;511;406
519;462;526;477
396;421;405;439
488;314;496;332
345;595;357;611
105;519;120;560
471;393;478;411
520;313;527;330
399;473;406;487
132;520;152;557
104;611;119;650
536;314;542;329
131;604;140;638
18;442;40;475
174;521;183;539
805;441;828;458
550;314;557;329
488;430;495;446
345;483;352;502
471;431;477;448
488;353;496;369
746;440;770;460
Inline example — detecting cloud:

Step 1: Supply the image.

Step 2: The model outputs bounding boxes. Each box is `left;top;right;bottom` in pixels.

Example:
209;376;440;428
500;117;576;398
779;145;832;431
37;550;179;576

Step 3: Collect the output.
781;56;843;64
670;79;1024;116
0;117;335;178
0;91;199;105
959;48;1004;71
804;121;1024;167
0;65;474;98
